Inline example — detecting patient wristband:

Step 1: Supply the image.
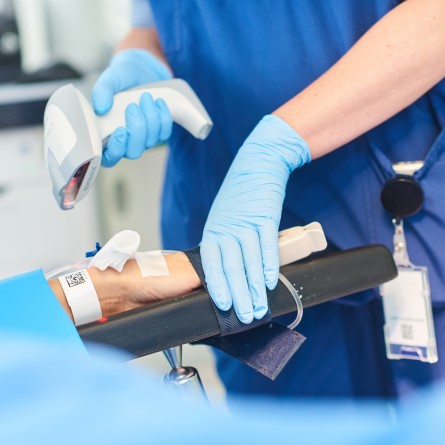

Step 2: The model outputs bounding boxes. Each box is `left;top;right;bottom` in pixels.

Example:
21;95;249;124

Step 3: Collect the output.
58;270;102;326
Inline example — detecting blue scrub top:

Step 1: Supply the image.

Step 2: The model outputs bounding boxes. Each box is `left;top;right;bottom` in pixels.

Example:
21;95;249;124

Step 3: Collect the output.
140;0;445;398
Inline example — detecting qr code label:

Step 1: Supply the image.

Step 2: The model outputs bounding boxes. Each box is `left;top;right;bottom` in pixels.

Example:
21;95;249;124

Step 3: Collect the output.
65;272;85;288
401;324;414;340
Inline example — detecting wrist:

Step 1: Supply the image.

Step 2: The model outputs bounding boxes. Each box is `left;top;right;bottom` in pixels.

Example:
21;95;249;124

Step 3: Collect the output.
245;114;311;172
88;254;201;315
87;263;139;318
49;252;201;324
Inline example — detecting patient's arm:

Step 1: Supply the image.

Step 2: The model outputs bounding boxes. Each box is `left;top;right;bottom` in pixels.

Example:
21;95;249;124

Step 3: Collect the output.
48;252;202;322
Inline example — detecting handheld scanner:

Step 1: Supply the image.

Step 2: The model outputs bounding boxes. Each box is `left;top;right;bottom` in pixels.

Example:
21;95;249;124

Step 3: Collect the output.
44;79;213;210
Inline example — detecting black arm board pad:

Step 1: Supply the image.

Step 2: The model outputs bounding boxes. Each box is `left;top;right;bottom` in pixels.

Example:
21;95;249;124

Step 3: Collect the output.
78;245;396;358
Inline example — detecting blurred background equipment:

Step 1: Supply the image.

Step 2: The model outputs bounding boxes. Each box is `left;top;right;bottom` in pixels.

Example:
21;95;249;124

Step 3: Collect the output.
0;0;20;82
12;0;130;75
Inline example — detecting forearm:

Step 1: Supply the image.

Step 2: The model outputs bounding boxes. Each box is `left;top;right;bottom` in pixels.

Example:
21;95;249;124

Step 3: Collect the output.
47;253;201;323
48;265;136;322
274;0;445;159
115;27;171;72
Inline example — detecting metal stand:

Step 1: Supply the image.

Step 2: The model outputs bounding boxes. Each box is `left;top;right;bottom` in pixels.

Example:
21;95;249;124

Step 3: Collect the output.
163;346;207;402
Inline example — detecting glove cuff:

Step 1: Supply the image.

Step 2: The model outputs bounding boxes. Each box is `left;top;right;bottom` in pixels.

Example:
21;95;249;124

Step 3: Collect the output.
253;114;311;172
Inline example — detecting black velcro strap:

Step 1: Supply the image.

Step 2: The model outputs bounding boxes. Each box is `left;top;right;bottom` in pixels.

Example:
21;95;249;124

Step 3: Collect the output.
185;246;272;334
185;246;306;380
201;323;305;381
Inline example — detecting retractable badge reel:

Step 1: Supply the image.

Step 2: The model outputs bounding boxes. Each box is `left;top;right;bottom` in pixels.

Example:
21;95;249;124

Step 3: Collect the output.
380;167;438;363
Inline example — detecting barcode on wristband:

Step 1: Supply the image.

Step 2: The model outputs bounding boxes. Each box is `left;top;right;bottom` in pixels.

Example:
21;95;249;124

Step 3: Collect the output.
64;272;86;288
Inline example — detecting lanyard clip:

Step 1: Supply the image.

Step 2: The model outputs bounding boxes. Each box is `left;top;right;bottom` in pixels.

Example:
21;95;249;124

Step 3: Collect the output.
392;218;411;267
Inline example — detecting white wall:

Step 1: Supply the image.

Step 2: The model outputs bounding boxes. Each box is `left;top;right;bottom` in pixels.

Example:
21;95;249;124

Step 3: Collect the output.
13;0;131;73
0;124;101;279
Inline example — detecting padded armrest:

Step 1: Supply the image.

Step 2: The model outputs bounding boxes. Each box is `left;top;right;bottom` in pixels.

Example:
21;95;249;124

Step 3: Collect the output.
78;245;396;358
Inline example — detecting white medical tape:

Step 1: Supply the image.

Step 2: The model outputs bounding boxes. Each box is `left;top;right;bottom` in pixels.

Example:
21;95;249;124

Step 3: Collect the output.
89;230;141;272
134;251;170;277
58;269;102;326
88;230;174;278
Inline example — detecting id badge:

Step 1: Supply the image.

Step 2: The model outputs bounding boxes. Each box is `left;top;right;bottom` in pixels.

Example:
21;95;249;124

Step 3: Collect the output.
380;220;438;363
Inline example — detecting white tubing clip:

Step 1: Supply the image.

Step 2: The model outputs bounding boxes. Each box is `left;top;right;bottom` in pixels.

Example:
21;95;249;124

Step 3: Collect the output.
278;222;327;329
278;222;327;266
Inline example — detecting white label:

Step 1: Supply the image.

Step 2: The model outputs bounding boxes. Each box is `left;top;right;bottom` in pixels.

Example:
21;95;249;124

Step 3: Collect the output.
381;269;429;347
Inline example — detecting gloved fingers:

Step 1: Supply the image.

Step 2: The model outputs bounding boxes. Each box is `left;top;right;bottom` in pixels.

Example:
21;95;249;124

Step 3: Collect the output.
124;103;147;160
91;51;162;116
259;220;280;290
101;127;128;168
91;48;174;118
156;98;173;142
140;93;162;148
220;237;254;324
239;230;268;320
91;68;122;116
201;238;231;311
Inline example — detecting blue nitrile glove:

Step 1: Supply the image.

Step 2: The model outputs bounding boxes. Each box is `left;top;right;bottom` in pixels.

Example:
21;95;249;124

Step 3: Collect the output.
201;115;311;324
91;49;173;167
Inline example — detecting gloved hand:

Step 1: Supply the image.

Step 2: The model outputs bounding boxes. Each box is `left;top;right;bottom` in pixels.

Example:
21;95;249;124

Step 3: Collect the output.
201;115;311;323
91;49;173;167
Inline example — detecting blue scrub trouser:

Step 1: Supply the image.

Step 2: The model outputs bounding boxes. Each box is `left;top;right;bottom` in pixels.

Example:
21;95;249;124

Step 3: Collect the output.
215;300;445;399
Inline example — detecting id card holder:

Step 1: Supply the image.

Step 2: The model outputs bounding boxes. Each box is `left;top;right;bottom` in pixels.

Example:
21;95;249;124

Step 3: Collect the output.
380;220;438;363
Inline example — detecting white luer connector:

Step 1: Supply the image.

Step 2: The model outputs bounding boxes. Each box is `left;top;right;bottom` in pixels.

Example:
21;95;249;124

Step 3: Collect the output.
278;222;327;266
